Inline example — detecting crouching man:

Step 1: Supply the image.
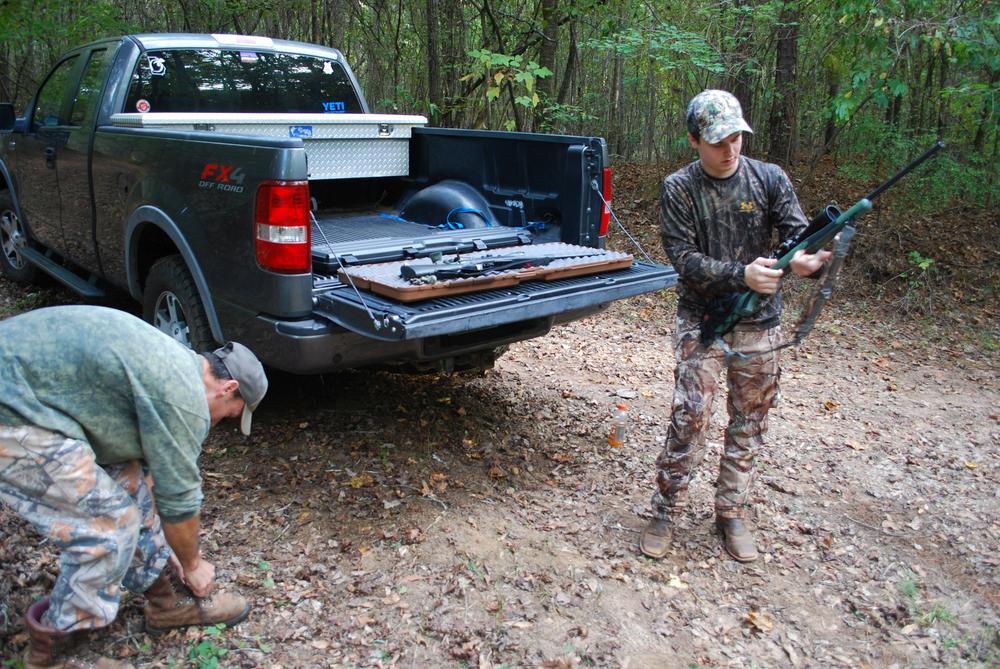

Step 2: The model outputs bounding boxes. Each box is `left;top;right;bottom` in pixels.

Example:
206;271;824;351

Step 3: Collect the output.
0;305;268;668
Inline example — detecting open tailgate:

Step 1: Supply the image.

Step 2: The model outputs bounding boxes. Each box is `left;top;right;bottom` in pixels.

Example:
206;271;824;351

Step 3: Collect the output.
313;258;677;342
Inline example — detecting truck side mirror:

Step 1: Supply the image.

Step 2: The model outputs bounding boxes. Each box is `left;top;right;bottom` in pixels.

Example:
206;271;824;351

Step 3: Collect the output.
0;103;15;132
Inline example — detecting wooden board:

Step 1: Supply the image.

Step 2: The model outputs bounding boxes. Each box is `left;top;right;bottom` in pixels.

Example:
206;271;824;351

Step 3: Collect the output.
337;243;634;302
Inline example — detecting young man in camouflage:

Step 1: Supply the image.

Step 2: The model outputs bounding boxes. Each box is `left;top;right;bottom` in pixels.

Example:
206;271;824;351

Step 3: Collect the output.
0;305;268;668
639;90;830;562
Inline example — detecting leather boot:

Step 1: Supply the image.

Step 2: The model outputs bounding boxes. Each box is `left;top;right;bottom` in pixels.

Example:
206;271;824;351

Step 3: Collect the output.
143;568;251;635
716;516;759;562
639;518;673;559
24;599;134;669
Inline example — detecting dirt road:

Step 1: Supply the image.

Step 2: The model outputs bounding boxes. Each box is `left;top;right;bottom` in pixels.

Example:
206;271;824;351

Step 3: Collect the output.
1;274;997;667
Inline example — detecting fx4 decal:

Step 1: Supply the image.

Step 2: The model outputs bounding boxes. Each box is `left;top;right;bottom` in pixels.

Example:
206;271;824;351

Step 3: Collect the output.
199;163;246;193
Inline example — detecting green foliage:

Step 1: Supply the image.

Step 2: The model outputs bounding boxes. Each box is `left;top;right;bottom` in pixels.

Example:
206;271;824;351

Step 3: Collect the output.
0;0;993;213
897;571;920;600
0;0;128;105
256;559;275;588
586;24;724;75
535;100;598;133
464;49;552;110
835;127;995;212
188;624;229;669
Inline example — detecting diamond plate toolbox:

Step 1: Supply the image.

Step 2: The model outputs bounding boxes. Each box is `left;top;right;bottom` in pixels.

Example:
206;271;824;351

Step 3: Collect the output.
110;112;427;180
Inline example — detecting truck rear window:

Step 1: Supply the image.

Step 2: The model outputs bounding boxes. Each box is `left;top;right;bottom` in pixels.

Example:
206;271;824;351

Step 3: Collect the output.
124;49;364;114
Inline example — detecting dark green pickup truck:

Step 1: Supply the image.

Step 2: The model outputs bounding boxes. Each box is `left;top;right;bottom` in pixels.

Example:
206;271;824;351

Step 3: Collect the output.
0;33;676;373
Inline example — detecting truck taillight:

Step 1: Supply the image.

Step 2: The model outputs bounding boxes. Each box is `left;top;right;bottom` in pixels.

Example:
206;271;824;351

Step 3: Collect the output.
255;181;311;273
598;167;612;237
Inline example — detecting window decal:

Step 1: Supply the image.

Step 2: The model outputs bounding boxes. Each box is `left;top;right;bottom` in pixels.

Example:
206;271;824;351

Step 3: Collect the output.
147;55;166;76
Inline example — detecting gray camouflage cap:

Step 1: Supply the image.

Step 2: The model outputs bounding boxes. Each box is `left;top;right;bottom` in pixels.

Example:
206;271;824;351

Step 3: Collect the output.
686;90;754;144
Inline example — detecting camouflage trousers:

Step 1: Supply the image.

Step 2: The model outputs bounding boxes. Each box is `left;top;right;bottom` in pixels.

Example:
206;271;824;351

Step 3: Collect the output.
0;424;171;632
652;315;782;520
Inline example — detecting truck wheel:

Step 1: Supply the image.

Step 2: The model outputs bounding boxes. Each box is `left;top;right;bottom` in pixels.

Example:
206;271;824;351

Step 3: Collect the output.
143;255;215;352
0;191;38;283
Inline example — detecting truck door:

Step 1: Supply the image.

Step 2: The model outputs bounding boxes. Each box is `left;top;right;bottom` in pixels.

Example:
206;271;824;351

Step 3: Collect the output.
15;54;83;253
58;46;115;273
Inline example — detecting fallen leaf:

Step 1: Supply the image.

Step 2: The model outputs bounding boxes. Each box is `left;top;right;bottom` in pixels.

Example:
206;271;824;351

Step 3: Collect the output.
746;610;775;633
667;574;688;589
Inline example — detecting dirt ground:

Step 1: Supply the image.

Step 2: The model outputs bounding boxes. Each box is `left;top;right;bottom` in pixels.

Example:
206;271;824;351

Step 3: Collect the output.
1;165;998;668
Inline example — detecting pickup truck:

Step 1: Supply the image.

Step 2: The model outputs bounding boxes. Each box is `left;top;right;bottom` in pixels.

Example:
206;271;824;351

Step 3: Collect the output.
0;33;676;373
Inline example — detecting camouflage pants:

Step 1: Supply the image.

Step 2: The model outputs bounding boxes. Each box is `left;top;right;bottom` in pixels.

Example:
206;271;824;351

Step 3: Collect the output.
0;424;171;632
652;315;781;520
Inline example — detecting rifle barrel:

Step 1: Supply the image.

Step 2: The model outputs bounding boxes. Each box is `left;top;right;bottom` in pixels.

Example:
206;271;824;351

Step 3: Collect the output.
864;140;945;201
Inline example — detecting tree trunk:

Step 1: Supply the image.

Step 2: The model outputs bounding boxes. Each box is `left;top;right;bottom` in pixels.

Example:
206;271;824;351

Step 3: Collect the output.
973;69;998;153
534;0;559;129
725;0;754;151
768;3;799;165
936;46;948;138
426;0;442;123
556;17;577;107
643;56;656;162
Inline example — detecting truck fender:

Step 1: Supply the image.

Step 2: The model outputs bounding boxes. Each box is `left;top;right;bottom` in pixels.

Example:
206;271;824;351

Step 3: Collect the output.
125;205;224;343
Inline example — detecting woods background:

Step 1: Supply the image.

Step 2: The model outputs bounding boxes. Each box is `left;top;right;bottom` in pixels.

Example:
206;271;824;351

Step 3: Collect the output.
0;0;996;209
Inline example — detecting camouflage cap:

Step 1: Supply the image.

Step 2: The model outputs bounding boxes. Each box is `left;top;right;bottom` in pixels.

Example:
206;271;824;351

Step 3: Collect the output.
686;90;754;144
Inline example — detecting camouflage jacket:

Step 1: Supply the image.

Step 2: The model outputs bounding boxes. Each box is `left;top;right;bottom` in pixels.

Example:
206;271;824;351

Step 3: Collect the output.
0;305;209;522
659;156;808;326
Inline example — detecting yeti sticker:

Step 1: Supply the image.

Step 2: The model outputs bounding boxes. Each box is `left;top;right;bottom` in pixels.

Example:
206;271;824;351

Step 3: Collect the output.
147;55;166;76
322;101;345;113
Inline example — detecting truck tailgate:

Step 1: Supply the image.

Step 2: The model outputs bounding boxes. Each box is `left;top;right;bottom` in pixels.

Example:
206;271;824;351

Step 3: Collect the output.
313;261;677;341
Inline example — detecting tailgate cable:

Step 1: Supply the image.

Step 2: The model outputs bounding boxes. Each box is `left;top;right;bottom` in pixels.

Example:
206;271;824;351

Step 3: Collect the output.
311;211;385;332
590;179;655;264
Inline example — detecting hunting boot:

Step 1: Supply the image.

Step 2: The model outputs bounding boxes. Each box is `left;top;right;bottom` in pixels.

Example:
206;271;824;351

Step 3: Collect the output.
143;568;251;634
24;599;134;669
639;517;673;559
716;516;759;562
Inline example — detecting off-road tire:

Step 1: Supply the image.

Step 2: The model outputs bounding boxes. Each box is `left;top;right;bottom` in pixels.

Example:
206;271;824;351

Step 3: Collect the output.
142;255;216;353
0;191;39;283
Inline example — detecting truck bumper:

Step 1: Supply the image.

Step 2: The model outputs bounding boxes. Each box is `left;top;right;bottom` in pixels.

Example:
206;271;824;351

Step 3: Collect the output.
237;305;606;374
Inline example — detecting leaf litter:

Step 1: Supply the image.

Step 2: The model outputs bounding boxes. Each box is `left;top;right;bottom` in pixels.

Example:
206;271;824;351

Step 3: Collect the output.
0;163;998;666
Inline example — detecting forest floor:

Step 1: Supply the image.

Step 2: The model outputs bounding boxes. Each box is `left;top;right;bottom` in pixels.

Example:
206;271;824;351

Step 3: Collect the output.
0;161;998;668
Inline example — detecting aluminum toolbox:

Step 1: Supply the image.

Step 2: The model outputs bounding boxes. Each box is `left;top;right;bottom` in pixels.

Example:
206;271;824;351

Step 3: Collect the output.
109;112;427;180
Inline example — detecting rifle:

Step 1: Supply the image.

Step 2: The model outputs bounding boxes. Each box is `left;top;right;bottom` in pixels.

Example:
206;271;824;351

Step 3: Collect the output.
400;251;609;282
699;141;945;347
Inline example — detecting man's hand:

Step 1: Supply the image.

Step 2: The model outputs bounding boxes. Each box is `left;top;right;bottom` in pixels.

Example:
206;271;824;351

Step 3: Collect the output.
179;556;216;598
789;249;832;277
162;515;216;596
744;257;784;294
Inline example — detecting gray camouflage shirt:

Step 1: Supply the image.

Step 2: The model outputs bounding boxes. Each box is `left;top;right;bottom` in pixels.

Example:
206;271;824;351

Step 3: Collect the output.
659;156;808;325
0;305;209;522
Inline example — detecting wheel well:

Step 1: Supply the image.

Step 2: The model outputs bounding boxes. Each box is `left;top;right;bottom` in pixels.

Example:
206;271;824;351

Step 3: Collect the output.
134;223;179;292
